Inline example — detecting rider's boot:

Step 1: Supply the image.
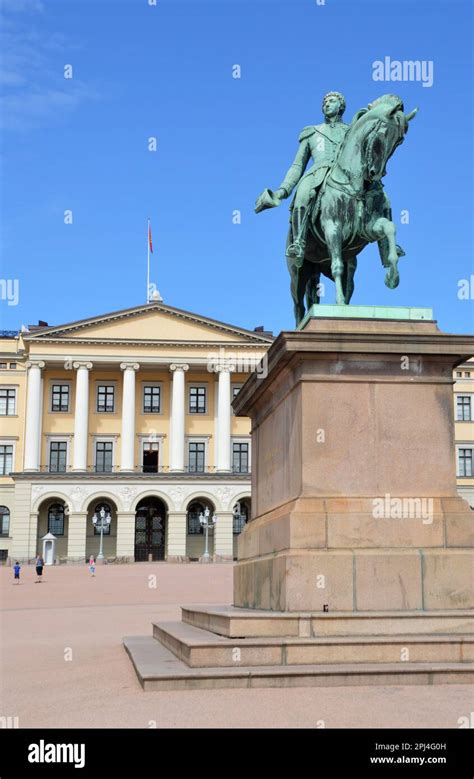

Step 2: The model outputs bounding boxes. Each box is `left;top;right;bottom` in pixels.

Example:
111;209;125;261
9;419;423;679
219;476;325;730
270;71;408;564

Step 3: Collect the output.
286;207;307;260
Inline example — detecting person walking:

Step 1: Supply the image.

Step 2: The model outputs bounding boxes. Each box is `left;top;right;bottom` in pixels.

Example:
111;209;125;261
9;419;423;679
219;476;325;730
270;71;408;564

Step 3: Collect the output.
35;553;44;583
88;555;96;577
13;561;21;584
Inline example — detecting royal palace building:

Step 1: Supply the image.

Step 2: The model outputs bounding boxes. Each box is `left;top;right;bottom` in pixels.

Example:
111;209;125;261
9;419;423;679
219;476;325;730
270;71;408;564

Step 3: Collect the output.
0;304;472;565
454;356;474;509
0;302;272;564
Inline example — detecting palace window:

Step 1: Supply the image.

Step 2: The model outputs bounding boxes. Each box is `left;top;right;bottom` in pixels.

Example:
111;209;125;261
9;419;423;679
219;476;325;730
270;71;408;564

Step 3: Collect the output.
0;445;13;475
49;441;67;473
458;448;473;478
457;396;472;421
232;442;249;473
188;442;205;473
231;384;243;415
0;388;16;416
189;386;206;414
9;363;17;369
0;506;10;537
48;503;65;536
95;441;113;473
142;441;159;473
143;385;161;414
51;384;70;412
97;385;115;413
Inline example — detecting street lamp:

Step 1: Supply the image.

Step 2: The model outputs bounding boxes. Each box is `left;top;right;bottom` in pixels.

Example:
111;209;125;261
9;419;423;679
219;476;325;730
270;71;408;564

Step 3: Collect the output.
199;506;217;562
92;506;111;562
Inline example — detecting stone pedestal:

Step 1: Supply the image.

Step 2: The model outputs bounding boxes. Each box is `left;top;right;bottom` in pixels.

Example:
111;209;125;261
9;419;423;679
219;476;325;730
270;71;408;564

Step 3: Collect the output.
124;312;474;691
232;315;474;612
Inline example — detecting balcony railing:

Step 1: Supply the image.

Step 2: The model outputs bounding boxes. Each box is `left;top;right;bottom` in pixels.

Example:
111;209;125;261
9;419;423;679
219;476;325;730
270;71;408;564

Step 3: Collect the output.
36;464;251;476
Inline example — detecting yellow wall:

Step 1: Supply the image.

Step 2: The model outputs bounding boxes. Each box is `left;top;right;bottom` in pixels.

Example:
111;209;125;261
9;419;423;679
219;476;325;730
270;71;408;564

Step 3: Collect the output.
454;358;474;490
37;368;252;469
0;339;26;477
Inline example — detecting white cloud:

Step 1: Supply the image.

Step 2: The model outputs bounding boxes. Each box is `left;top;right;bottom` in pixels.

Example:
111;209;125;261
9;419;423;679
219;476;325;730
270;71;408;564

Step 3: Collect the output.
0;2;98;131
0;0;44;12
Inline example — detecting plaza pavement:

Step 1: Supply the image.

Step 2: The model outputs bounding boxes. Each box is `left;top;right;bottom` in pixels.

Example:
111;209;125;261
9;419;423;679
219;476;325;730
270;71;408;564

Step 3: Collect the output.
1;563;472;729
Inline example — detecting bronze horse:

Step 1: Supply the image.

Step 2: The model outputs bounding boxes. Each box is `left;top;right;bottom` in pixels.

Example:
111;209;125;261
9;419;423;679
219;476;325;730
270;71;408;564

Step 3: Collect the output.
286;96;417;325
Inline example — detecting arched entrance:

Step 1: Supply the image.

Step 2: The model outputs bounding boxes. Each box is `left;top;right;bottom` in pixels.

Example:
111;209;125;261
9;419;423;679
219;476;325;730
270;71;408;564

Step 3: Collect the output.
86;499;118;560
36;499;69;561
135;497;167;561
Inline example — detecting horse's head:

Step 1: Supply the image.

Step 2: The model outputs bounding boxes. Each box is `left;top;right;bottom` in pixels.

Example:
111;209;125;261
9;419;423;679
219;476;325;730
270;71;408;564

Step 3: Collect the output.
352;95;417;184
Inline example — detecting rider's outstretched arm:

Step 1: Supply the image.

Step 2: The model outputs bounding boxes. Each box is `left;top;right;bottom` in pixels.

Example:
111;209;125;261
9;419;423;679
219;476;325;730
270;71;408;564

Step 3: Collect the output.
276;136;311;199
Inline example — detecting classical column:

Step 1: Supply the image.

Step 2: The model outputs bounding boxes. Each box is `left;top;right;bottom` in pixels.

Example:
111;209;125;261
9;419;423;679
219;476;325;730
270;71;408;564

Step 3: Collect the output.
166;511;187;561
216;365;233;472
67;512;87;562
72;362;93;471
120;363;139;471
24;360;45;471
214;510;234;562
169;363;189;471
116;512;136;561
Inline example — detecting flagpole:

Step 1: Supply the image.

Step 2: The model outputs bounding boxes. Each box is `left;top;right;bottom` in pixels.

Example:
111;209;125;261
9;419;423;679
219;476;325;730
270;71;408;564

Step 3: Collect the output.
146;217;150;303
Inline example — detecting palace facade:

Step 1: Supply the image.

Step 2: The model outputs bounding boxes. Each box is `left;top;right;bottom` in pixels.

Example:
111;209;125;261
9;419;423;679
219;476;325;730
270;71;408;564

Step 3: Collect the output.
454;357;474;508
0;305;472;564
0;302;272;563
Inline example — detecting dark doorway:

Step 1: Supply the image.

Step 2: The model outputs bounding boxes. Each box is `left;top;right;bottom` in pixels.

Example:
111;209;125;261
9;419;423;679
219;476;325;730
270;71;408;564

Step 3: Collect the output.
134;497;167;561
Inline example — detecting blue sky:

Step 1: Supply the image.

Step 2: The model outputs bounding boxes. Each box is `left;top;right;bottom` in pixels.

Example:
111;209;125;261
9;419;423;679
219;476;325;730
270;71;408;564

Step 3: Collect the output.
1;0;473;335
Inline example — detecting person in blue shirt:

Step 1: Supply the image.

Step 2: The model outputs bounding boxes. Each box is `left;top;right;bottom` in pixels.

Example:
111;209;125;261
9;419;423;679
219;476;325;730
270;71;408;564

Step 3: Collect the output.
13;561;21;584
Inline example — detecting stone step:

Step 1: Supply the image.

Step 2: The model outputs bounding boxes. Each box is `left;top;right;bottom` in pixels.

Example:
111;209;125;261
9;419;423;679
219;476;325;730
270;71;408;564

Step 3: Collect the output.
181;604;474;639
123;636;474;691
153;620;474;668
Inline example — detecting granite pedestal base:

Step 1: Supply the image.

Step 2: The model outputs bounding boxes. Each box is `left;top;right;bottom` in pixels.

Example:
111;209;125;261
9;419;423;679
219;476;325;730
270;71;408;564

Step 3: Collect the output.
125;313;474;689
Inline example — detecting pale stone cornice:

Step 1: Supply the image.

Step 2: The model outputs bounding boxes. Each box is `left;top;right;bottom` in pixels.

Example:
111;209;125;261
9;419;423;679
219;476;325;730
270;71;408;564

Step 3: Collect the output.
20;353;268;368
9;471;251;482
24;339;270;348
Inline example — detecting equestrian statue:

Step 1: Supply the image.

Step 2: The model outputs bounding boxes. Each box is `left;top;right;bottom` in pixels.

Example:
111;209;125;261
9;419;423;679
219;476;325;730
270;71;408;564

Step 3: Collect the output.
255;92;417;325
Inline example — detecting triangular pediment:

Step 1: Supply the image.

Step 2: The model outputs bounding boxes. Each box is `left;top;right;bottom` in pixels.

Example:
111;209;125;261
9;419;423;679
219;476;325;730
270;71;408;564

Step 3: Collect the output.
24;303;273;345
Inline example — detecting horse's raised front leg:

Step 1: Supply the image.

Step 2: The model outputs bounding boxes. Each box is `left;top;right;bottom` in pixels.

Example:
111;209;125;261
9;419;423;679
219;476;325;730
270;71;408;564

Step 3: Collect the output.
370;217;400;289
324;220;345;304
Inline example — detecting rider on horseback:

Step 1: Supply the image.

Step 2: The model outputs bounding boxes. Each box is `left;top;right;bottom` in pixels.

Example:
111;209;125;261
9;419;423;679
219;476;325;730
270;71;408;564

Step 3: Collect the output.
271;91;349;262
256;91;404;269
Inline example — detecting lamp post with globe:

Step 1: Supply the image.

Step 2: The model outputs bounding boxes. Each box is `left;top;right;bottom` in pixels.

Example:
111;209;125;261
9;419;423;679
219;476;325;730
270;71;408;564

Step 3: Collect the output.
92;505;111;562
199;506;217;562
